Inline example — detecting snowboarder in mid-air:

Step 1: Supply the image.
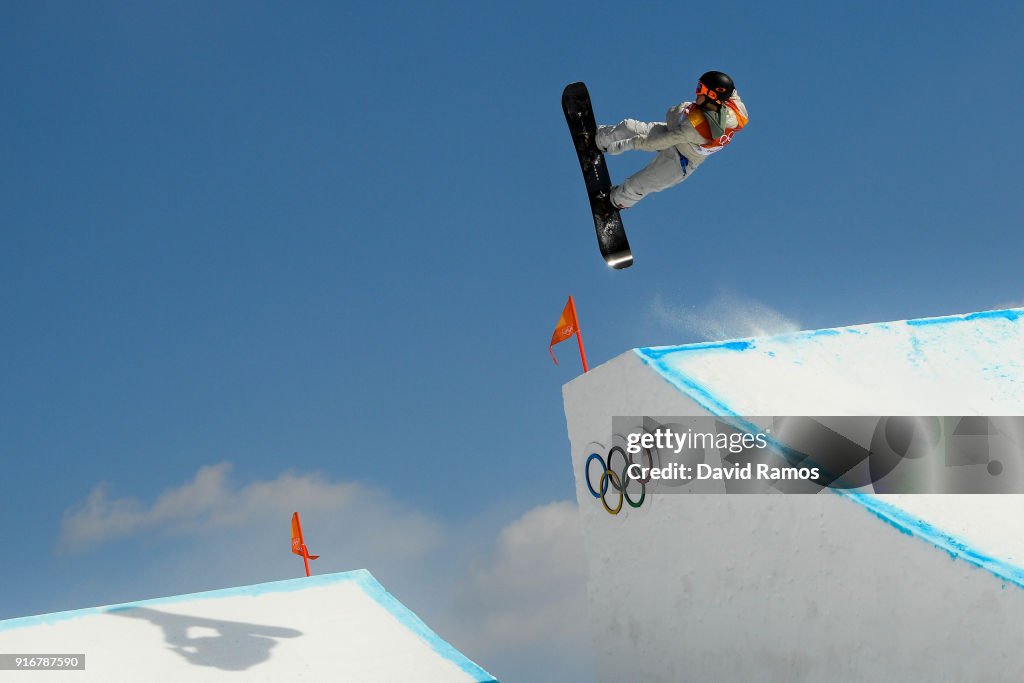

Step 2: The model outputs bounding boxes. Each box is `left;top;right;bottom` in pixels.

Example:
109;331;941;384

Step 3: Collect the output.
596;71;749;210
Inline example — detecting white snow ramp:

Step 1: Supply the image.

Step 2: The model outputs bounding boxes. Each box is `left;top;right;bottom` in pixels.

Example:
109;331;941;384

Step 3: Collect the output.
563;308;1024;682
0;569;497;682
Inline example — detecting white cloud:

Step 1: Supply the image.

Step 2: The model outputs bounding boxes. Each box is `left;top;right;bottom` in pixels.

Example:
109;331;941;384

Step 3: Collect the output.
652;290;801;341
58;463;441;561
447;501;593;680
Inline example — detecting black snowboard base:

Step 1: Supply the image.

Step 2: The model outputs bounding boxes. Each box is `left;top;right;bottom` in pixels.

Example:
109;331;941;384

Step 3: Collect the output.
562;82;633;269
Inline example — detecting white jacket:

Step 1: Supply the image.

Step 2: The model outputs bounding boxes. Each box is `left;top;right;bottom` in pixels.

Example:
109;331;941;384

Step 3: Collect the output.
624;91;748;168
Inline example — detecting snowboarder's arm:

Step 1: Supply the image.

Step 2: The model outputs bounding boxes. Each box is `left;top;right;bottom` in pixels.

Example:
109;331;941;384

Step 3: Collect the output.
627;103;707;152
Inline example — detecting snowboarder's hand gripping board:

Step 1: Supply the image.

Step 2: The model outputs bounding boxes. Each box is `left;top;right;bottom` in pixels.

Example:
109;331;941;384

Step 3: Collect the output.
561;82;632;269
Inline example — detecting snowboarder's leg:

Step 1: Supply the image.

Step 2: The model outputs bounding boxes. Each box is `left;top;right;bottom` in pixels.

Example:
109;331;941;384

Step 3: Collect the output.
596;119;665;155
610;149;692;209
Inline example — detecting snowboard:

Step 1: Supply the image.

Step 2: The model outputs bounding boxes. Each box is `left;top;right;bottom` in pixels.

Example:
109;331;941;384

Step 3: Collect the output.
561;82;632;269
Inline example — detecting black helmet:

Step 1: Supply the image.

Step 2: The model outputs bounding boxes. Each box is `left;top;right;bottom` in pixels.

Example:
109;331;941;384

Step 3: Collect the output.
696;71;735;102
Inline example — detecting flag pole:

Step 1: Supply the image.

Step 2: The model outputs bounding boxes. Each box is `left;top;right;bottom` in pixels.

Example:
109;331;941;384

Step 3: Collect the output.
568;296;589;373
291;511;319;578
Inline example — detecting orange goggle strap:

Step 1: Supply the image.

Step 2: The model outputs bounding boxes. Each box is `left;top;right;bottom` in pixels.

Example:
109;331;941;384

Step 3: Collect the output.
696;81;730;101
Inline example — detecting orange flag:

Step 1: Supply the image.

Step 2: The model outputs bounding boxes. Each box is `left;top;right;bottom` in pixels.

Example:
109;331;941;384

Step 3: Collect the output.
549;296;589;372
291;512;319;577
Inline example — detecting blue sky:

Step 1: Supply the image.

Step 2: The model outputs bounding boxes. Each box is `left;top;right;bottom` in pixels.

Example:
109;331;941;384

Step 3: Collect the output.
2;1;1023;680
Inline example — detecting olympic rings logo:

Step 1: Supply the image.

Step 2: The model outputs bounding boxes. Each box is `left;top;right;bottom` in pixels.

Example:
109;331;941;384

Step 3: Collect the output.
585;443;655;515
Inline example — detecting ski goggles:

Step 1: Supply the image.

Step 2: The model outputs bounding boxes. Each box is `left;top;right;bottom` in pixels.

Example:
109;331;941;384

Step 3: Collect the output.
695;81;725;101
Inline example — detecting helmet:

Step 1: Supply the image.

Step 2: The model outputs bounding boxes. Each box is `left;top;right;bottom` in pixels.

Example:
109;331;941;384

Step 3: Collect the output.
696;71;735;103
